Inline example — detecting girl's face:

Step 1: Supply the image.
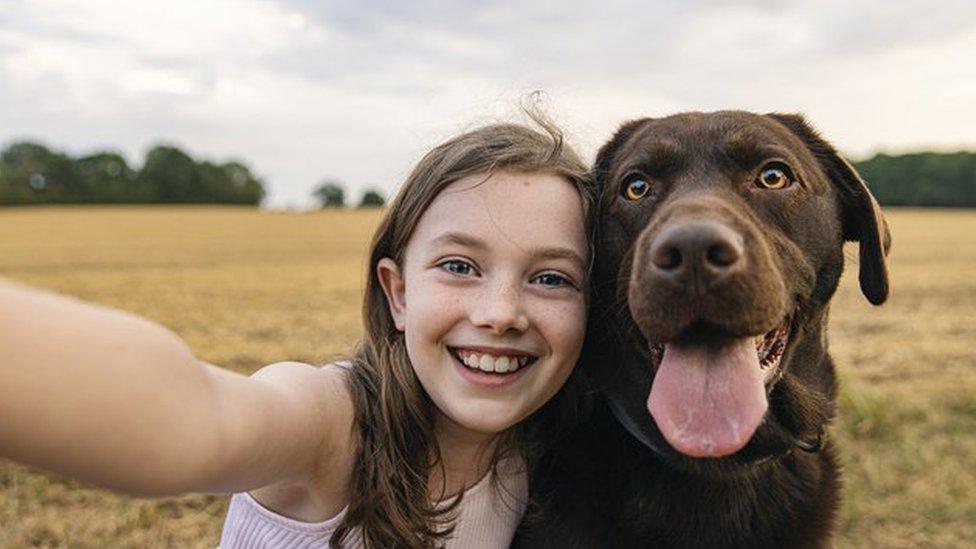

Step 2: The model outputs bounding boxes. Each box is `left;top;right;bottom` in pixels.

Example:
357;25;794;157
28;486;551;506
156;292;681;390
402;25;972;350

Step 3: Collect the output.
378;170;588;438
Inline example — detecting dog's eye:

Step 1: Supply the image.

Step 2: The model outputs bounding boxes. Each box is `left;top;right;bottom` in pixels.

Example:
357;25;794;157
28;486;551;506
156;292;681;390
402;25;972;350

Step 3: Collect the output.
756;163;796;190
624;177;651;200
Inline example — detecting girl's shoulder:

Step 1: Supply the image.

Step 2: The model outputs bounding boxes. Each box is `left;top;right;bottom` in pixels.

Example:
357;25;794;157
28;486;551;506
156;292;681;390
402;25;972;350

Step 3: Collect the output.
249;360;355;425
252;360;354;404
246;360;360;522
324;360;354;373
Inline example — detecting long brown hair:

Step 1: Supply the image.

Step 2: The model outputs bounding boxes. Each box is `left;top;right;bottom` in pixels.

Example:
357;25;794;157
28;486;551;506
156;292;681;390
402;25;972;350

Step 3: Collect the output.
332;109;597;548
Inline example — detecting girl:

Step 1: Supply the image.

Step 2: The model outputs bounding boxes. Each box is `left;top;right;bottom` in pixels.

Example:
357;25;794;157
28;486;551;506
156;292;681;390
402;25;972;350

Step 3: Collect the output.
0;117;597;547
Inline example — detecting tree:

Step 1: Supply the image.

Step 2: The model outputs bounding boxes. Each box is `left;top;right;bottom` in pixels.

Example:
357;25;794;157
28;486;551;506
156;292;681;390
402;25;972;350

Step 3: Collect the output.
139;145;199;203
854;151;976;207
196;160;266;205
1;141;266;206
216;161;266;205
75;151;146;203
312;180;345;208
359;188;385;208
0;141;85;204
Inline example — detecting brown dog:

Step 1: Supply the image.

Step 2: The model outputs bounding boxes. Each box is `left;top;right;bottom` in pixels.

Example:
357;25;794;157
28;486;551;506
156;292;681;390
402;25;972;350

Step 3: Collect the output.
514;112;890;548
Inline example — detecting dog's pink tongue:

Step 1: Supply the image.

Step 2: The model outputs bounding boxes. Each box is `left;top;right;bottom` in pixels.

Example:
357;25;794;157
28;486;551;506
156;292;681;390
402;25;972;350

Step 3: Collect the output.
648;338;768;458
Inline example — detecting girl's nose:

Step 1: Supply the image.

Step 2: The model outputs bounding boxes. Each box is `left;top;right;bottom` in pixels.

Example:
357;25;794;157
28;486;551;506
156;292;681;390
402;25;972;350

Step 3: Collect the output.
470;281;529;334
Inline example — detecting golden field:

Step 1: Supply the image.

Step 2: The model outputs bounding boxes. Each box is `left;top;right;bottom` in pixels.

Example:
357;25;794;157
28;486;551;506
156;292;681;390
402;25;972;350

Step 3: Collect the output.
0;206;974;547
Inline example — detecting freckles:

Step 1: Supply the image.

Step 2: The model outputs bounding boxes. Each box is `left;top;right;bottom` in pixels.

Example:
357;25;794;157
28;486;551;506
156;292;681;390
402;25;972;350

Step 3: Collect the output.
539;300;587;342
410;281;459;307
546;297;586;317
440;293;465;314
427;292;468;327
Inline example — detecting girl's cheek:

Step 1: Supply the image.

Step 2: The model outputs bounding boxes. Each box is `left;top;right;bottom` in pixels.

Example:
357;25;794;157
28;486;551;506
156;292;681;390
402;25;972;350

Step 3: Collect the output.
544;300;587;346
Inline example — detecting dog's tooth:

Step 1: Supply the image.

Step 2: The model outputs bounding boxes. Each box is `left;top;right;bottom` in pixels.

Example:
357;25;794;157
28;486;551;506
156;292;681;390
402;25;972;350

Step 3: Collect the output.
479;354;494;372
495;356;511;373
518;356;528;367
465;353;479;368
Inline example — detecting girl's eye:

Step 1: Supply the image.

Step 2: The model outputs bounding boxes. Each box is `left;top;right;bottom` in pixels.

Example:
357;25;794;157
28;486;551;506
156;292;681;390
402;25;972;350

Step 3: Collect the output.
439;259;476;276
533;272;573;288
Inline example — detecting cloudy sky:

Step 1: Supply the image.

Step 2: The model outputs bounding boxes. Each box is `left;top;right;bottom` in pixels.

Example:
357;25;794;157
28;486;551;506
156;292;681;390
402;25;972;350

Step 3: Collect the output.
1;0;974;207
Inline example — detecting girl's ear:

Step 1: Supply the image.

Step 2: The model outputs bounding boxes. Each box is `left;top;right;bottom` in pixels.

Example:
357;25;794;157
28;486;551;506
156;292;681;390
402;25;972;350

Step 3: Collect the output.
377;258;407;331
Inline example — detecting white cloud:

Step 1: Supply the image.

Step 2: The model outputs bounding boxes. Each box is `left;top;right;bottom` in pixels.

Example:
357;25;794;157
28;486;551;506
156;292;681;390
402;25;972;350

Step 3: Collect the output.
26;0;316;57
1;0;974;207
121;69;200;96
0;0;328;103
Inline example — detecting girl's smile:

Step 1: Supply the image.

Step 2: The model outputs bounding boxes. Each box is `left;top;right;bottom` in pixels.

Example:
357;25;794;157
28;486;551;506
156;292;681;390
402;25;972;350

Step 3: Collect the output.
377;169;588;438
449;346;538;388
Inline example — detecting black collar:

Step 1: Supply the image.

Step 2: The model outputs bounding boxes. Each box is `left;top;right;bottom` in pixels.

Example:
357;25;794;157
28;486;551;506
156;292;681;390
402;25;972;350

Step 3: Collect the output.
606;396;670;457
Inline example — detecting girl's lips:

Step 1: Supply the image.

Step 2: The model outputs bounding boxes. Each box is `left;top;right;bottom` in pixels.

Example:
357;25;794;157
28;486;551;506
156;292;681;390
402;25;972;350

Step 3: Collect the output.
449;345;538;358
448;346;538;371
447;347;538;388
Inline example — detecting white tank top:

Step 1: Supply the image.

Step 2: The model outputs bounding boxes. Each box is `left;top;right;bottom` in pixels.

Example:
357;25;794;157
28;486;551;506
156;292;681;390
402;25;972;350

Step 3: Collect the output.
218;456;528;548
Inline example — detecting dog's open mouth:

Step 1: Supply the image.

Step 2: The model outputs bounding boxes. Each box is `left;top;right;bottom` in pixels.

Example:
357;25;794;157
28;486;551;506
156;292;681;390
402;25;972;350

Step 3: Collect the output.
646;315;792;458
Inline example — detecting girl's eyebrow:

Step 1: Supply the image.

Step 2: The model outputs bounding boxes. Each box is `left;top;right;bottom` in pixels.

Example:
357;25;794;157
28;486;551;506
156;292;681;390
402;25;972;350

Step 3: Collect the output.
431;231;586;272
534;247;587;273
431;231;487;251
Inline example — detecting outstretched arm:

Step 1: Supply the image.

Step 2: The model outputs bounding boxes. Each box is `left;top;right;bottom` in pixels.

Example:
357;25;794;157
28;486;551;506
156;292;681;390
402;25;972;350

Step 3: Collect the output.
0;278;353;497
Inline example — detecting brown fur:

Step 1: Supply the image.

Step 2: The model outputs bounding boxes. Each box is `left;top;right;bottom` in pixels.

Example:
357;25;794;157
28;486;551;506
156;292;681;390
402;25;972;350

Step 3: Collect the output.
514;111;890;548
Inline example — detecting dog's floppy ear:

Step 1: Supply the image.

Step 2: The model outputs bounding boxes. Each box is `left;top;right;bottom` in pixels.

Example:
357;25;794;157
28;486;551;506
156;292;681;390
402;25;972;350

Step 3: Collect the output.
769;113;891;305
594;119;650;182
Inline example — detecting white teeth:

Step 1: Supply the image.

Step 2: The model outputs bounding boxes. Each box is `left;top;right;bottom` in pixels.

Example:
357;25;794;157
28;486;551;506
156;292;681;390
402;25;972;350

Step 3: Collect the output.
457;351;530;374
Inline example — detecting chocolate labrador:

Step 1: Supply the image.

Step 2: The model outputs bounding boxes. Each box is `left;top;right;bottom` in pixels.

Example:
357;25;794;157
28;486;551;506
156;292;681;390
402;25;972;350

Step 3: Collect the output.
514;111;890;548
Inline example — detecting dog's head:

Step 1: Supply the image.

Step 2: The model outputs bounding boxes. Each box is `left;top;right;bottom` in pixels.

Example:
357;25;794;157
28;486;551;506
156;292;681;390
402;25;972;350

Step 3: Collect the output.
589;111;890;475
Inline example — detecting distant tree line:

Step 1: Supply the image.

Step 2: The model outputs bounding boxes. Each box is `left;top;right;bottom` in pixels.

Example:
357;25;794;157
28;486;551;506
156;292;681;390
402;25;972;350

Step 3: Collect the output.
854;151;976;207
4;139;969;208
312;180;385;209
0;141;266;206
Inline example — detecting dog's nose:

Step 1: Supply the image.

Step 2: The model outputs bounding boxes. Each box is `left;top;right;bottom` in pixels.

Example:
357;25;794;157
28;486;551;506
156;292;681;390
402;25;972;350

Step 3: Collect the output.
649;221;745;286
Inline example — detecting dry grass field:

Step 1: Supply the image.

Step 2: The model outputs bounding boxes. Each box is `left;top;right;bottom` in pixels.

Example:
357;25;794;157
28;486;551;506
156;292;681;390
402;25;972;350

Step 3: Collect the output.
0;206;973;547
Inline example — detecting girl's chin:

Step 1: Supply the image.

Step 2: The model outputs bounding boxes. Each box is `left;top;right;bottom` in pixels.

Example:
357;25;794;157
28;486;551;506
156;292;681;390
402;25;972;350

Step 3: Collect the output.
435;405;526;439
